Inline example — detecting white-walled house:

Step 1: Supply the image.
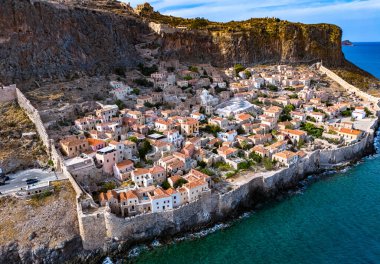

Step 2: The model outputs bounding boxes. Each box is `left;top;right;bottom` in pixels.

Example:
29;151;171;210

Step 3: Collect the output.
352;107;366;120
150;188;173;213
113;159;134;181
217;130;238;142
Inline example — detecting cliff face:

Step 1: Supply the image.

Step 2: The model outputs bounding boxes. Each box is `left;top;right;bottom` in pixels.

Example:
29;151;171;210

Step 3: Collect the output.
0;0;149;85
0;0;344;85
158;23;343;67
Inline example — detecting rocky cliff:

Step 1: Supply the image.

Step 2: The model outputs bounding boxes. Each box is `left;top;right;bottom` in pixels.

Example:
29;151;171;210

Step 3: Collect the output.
0;0;345;85
157;23;343;67
0;0;148;85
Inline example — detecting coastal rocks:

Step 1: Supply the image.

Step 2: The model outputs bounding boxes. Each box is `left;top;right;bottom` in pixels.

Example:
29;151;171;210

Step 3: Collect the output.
0;237;85;264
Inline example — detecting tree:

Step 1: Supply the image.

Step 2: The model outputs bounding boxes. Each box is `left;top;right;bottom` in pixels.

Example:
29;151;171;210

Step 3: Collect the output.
132;88;140;95
249;152;262;163
263;157;274;170
364;107;373;116
197;160;207;168
114;67;125;77
341;108;353;117
174;178;188;188
99;182;116;193
128;136;138;143
115;99;125;110
138;140;152;160
144;102;154;108
238;161;250;170
134;78;153;87
202;124;221;137
240;140;250;150
236;127;245;135
234;64;245;76
267;84;278;92
200;168;214;176
189;17;209;29
297;138;305;149
300;122;323;138
189;66;199;73
161;180;171;190
243;69;252;78
138;63;158;76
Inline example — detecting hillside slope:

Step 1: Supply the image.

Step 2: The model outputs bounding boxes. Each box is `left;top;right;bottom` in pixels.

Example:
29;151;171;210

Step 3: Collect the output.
0;0;148;85
0;0;346;86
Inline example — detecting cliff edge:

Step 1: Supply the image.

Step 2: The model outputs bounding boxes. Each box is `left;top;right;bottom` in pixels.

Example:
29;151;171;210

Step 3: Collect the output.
0;0;344;85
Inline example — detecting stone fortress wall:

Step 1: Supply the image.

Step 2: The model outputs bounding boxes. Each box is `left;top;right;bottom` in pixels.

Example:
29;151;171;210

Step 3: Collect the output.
319;64;380;108
80;131;374;250
1;64;379;251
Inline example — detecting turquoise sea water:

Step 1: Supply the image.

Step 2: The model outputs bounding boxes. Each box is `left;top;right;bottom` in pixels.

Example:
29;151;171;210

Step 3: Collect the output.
111;44;380;264
343;42;380;79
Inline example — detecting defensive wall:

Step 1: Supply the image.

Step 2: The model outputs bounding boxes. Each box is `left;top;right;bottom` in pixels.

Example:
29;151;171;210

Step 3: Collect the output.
1;64;379;251
79;128;375;250
0;86;97;249
319;64;380;108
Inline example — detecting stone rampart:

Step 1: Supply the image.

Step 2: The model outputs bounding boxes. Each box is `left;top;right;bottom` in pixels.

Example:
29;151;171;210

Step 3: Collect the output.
319;65;380;108
83;128;375;250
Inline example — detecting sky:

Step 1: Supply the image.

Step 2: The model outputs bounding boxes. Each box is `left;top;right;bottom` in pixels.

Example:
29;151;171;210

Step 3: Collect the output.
123;0;380;41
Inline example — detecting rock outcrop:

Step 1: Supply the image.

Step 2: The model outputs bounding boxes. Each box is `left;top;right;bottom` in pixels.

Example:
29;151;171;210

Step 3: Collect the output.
0;0;148;84
0;0;345;86
158;23;343;67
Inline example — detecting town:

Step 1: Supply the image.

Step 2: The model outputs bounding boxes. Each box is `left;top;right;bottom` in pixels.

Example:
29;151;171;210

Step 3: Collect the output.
57;61;376;218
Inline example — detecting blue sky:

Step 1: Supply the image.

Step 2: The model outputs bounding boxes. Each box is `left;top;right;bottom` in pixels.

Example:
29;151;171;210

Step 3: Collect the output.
124;0;380;41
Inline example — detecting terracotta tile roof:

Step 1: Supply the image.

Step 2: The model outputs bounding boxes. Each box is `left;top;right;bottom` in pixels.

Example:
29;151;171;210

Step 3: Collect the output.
338;128;362;136
152;188;170;200
116;160;133;168
218;146;238;156
87;138;105;146
133;168;150;176
105;190;118;201
274;150;297;159
282;129;307;136
149;166;165;174
185;179;207;189
165;188;177;195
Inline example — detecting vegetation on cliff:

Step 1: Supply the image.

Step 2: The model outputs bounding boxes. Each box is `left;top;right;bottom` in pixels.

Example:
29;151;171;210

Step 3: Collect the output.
331;60;380;94
0;102;48;173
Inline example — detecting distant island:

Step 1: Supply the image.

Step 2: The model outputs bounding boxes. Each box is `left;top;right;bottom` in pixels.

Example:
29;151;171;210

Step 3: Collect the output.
342;40;354;46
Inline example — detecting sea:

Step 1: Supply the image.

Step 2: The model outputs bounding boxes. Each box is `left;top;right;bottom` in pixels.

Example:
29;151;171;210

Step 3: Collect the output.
343;42;380;79
104;42;380;264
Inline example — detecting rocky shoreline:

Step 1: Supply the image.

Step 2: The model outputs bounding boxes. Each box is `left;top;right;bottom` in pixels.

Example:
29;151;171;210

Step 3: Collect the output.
93;147;379;263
